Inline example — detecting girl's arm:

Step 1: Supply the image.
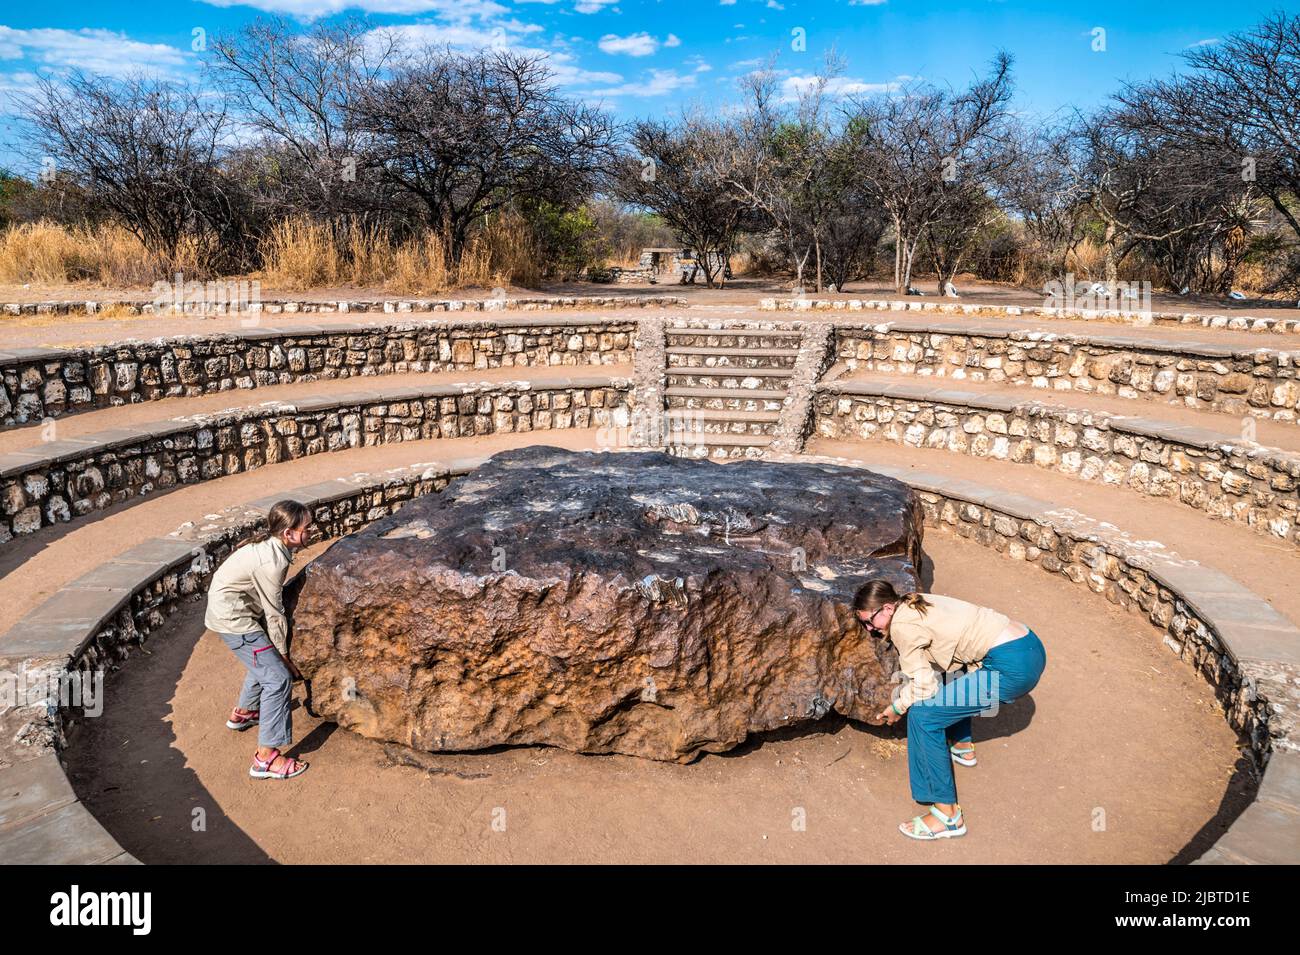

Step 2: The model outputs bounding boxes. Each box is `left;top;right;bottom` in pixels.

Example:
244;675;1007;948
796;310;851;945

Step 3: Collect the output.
250;559;291;658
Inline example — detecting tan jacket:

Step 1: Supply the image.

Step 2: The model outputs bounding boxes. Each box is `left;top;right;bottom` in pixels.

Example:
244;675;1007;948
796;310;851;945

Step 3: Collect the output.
887;593;1011;713
204;537;293;655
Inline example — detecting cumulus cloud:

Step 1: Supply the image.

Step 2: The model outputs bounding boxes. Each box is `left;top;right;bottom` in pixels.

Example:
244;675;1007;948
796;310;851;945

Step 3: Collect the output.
590;68;700;97
779;73;904;101
0;26;189;78
574;0;618;12
366;22;621;86
598;32;659;56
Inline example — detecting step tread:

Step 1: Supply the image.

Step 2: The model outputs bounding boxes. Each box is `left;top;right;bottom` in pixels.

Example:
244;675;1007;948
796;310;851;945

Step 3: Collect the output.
666;346;802;356
665;409;782;422
665;386;789;399
667;365;795;377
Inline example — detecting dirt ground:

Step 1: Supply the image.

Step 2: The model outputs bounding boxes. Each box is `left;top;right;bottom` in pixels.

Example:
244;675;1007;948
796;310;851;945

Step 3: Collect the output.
3;274;1298;314
64;529;1253;865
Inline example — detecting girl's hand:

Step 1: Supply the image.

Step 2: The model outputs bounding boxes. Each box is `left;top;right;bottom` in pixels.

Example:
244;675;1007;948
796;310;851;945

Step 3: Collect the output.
286;659;304;681
878;706;902;725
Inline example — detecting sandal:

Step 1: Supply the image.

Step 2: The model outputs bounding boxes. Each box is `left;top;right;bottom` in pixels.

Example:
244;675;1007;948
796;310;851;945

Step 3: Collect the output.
250;748;308;780
226;708;260;731
899;804;966;840
950;742;976;767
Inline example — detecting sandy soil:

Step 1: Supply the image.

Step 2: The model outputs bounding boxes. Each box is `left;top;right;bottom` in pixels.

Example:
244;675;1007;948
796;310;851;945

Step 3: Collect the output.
64;530;1252;865
2;279;1299;350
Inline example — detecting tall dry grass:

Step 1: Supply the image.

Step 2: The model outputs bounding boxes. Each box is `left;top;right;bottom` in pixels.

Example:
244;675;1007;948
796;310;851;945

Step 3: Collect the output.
260;215;539;293
0;220;182;286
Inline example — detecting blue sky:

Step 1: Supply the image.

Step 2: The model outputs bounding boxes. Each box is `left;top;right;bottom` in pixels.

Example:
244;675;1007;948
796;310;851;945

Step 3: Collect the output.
0;0;1288;175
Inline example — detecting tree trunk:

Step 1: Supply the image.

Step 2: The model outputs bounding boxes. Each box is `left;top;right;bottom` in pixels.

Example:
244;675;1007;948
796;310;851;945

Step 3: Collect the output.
814;235;823;293
1103;221;1118;294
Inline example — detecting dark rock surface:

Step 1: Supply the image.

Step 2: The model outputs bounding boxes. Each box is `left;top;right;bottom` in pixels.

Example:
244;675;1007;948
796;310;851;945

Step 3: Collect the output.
291;447;922;761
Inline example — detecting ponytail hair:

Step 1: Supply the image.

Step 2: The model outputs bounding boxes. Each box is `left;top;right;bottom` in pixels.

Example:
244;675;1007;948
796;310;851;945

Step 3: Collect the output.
852;579;932;618
236;499;311;550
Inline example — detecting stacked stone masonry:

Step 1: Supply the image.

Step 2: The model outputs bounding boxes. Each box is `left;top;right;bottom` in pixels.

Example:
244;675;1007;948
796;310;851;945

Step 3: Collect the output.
815;385;1300;549
835;325;1300;424
0;380;629;542
761;296;1300;336
1;319;637;426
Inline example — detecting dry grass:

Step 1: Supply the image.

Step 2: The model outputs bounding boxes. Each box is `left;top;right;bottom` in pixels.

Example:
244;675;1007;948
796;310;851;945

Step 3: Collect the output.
260;215;538;293
0;221;180;286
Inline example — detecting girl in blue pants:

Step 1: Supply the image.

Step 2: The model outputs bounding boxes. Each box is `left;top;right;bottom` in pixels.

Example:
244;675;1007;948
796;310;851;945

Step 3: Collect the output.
854;580;1047;841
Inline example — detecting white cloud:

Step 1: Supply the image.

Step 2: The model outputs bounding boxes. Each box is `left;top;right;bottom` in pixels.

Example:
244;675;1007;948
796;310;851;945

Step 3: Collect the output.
1186;37;1219;48
598;32;659;57
779;73;904;102
720;0;737;5
590;68;701;97
664;34;681;48
575;0;618;12
848;0;888;5
766;0;784;9
197;0;507;18
0;27;189;78
367;23;621;86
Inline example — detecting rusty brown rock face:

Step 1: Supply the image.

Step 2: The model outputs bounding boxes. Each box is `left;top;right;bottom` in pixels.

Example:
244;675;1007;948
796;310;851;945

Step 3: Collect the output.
290;447;922;762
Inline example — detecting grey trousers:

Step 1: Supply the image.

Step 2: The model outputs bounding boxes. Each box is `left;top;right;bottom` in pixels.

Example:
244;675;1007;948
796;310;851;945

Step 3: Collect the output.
218;630;292;749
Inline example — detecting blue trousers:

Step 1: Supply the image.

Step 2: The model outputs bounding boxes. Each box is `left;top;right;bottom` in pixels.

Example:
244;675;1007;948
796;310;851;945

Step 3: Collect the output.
219;629;293;749
906;630;1047;804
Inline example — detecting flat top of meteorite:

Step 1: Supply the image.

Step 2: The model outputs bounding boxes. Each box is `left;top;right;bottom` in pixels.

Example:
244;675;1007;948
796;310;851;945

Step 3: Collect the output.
315;446;920;601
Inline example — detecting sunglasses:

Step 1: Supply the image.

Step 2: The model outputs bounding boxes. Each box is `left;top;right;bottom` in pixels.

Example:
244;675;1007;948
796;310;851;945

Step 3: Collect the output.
857;605;889;632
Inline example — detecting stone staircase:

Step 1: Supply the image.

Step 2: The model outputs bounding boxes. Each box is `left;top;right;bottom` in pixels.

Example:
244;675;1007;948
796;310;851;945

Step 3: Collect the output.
660;323;808;458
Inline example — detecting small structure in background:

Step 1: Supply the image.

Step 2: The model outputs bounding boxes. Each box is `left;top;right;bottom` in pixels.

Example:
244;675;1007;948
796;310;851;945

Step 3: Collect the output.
589;248;731;285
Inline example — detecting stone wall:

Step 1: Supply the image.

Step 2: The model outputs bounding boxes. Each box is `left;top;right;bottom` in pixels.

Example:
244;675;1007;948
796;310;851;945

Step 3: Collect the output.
835;325;1300;423
1;293;683;318
1;319;637;426
0;380;629;543
815;386;1300;548
762;296;1300;336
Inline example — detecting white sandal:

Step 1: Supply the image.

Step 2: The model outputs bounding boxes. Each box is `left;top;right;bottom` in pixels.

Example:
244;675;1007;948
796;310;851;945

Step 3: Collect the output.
950;742;976;767
899;805;966;840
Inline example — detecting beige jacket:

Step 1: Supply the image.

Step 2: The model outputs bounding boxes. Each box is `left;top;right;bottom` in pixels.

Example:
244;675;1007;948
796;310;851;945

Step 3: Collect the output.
204;537;293;655
887;593;1011;713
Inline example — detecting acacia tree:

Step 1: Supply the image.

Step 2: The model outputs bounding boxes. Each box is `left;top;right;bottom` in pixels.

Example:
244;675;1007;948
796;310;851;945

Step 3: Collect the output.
1080;102;1265;292
347;48;618;260
616;117;755;288
24;71;239;270
1122;13;1300;246
847;53;1016;294
207;16;400;222
1000;124;1091;280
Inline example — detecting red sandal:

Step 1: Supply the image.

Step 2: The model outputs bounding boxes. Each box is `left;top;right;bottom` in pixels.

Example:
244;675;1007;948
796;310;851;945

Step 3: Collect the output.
250;748;308;780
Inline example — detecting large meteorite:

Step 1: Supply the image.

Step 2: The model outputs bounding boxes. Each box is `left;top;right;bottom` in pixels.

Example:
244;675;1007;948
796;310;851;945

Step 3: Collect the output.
291;447;922;762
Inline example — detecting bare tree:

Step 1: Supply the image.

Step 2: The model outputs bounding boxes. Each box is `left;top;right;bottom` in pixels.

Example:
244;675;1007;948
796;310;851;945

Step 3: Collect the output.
1000;123;1090;280
346;48;617;259
207;16;399;222
23;71;239;270
846;53;1016;293
1080;101;1265;292
616;117;755;288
